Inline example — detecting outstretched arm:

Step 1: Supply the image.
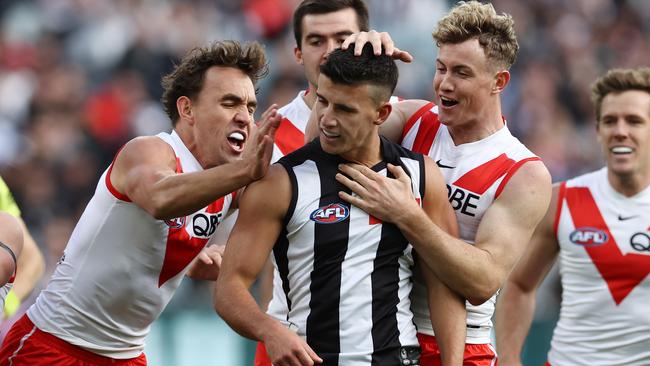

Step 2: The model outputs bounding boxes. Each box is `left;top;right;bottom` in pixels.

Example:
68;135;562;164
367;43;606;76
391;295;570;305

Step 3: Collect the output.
215;166;322;366
111;105;281;220
495;185;561;366
337;159;551;305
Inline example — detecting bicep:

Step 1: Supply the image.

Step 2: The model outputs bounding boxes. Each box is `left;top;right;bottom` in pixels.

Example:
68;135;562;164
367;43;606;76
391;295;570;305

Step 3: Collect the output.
422;157;458;237
474;161;552;276
221;166;291;287
113;137;177;205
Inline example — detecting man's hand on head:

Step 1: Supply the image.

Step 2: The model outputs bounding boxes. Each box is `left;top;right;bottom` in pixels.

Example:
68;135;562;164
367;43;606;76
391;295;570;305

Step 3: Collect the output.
342;31;413;63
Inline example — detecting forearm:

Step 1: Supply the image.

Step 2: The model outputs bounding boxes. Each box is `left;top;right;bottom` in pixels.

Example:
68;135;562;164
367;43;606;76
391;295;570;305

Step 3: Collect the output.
215;276;281;342
131;159;253;220
398;208;501;304
426;273;466;366
494;281;536;365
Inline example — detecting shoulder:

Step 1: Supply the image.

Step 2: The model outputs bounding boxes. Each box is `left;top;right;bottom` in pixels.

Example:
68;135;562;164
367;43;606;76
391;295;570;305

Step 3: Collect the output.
501;160;551;197
240;164;291;217
277;138;321;168
382;99;433;143
382;136;424;163
493;160;552;223
120;135;174;159
115;135;177;170
394;99;434;119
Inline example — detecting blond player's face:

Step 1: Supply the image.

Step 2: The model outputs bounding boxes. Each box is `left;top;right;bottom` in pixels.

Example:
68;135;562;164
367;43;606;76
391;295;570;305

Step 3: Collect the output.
597;90;650;179
190;66;257;168
295;8;360;91
433;38;499;128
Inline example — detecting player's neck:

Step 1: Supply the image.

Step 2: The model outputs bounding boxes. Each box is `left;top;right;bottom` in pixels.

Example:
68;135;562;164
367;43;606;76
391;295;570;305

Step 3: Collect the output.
340;135;382;168
303;85;317;109
608;169;650;197
447;111;505;145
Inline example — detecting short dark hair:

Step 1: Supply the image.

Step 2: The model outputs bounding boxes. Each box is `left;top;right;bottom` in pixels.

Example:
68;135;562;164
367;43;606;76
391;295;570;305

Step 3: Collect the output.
293;0;369;49
161;40;268;125
319;43;398;104
591;67;650;121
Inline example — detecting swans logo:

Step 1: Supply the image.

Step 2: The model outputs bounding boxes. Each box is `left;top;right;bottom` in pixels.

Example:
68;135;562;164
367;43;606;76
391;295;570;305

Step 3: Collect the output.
569;227;608;247
310;203;349;224
165;216;186;229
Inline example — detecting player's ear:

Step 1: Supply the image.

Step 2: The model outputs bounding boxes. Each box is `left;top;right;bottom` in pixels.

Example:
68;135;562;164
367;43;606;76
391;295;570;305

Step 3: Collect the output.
294;46;304;65
177;96;194;125
375;102;392;126
492;70;510;94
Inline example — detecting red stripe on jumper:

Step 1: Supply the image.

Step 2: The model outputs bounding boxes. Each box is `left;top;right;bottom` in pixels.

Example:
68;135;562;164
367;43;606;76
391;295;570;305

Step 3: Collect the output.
565;187;650;305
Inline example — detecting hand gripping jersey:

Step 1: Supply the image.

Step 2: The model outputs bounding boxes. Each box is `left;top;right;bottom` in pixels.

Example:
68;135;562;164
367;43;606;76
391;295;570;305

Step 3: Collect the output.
27;131;234;359
548;168;650;366
401;103;539;343
275;137;423;365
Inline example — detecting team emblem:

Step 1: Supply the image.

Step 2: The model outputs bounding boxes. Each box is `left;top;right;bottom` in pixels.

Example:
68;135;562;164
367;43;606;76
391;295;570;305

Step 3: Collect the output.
310;203;349;224
569;227;608;247
165;216;186;229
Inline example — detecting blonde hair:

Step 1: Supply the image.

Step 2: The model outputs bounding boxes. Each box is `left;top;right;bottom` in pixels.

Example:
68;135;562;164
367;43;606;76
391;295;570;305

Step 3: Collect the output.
591;68;650;121
432;1;518;69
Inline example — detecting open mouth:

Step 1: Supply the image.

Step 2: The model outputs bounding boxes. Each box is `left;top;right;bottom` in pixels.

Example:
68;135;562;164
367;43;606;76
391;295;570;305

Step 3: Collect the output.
610;146;633;155
227;131;246;152
321;129;340;139
440;96;459;108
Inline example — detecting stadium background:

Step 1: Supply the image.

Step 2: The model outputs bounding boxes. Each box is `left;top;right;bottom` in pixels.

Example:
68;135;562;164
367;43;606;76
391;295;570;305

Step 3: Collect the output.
0;0;648;364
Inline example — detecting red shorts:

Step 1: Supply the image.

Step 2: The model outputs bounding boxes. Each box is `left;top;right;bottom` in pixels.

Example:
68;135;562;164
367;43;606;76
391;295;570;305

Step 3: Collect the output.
418;333;498;366
253;341;272;366
0;314;147;366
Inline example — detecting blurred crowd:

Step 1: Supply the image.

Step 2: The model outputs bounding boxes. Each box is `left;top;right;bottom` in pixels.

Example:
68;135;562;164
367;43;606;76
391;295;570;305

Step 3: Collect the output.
0;0;648;309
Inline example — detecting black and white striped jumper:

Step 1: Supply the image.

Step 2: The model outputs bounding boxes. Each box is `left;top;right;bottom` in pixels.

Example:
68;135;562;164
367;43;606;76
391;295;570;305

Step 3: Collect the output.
274;136;425;365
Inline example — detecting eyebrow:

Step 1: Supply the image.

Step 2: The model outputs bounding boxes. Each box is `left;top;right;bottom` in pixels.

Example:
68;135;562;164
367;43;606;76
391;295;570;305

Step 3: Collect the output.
436;59;472;73
305;30;354;40
316;92;356;112
222;93;257;108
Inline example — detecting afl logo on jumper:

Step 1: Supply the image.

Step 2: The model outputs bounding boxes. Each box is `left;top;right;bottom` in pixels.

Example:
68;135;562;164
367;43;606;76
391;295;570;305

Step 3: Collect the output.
310;203;350;224
569;227;609;247
165;216;186;229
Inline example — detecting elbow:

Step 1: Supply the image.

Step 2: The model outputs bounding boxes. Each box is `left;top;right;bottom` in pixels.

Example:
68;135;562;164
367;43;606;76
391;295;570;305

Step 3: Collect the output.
465;282;501;306
148;193;175;220
213;277;228;316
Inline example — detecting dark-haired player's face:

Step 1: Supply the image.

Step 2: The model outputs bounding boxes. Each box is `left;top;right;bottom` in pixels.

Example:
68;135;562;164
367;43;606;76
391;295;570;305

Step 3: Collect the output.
295;8;360;91
315;75;385;162
433;38;499;129
597;90;650;179
189;66;257;168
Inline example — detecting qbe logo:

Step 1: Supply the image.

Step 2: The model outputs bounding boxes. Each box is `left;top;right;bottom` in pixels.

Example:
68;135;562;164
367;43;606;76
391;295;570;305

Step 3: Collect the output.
192;212;223;238
310;203;349;224
569;227;608;247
